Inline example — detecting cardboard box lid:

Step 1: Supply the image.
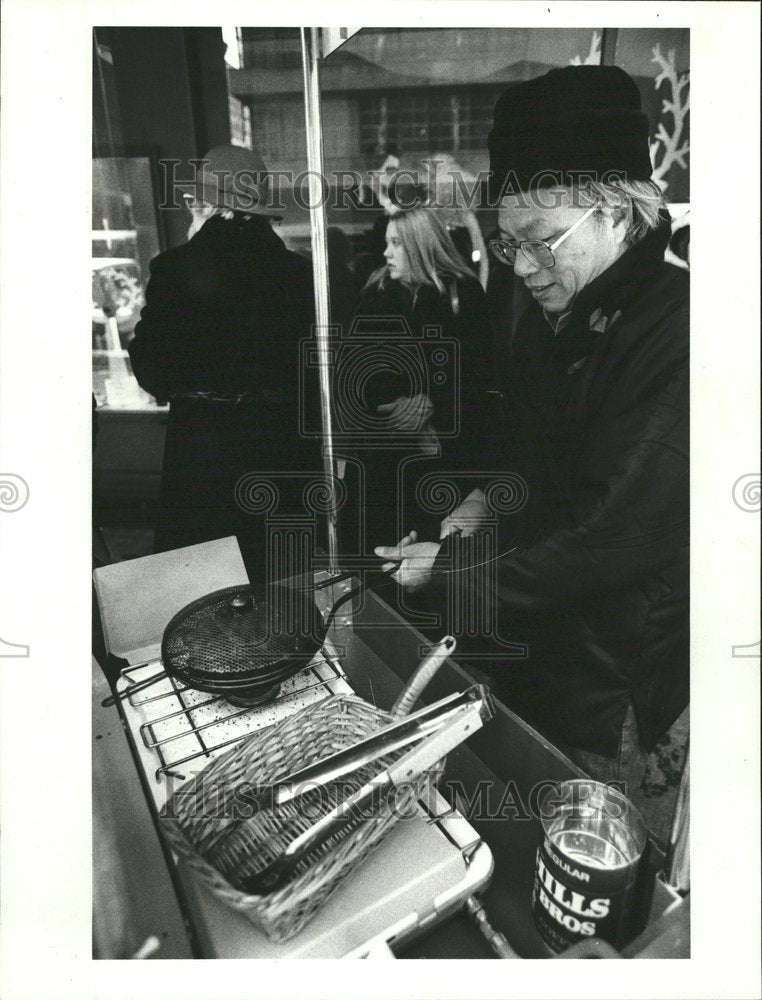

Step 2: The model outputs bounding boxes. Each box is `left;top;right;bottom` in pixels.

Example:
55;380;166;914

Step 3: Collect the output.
93;537;249;664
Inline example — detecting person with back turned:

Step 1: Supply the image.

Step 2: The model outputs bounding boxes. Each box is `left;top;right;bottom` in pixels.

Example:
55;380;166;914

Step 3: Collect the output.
129;145;316;583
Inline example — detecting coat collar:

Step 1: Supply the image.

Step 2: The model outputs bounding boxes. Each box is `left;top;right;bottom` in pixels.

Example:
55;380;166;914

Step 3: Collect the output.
562;208;673;335
535;209;672;337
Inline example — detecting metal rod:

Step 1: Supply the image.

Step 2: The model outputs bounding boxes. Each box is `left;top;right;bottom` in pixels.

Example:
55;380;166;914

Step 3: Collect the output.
141;676;347;749
126;658;348;781
101;668;167;706
132;680;187;707
665;749;690;893
600;28;619;65
300;26;340;573
464;895;520;959
155;732;251;783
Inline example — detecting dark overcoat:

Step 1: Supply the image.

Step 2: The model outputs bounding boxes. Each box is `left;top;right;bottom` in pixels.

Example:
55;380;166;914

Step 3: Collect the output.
434;214;689;755
128;215;317;577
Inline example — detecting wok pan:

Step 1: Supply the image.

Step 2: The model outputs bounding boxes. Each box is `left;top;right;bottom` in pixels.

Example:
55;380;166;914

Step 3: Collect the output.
102;566;397;707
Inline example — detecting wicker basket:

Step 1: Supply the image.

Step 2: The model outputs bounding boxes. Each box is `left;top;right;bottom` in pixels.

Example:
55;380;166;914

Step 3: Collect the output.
160;689;444;942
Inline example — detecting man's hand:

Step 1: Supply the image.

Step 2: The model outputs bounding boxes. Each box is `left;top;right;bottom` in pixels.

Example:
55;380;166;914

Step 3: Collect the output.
440;487;489;539
376;393;433;432
375;531;441;592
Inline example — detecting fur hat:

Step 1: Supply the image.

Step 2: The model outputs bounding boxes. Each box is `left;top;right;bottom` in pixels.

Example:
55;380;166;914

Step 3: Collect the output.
488;66;653;199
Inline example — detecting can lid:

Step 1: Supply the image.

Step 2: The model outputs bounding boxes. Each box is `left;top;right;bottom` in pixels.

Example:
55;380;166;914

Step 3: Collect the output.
538;779;647;863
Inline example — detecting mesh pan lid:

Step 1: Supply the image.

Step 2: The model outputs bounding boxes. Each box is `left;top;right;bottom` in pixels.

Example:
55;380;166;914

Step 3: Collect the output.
161;585;324;687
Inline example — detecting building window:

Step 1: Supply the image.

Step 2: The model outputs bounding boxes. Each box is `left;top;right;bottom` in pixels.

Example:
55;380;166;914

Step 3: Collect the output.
458;88;504;150
229;94;252;148
239;27;302;69
250;99;306;161
359;87;502;157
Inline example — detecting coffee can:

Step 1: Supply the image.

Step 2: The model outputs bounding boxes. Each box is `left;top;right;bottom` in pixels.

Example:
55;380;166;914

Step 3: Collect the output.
532;779;647;953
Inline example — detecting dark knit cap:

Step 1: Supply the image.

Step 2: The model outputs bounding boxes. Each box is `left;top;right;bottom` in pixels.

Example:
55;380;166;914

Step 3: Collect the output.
487;66;653;199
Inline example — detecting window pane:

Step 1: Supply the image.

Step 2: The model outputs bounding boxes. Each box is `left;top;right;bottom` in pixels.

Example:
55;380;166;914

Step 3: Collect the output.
93;33;162;411
228;27;689;288
231;27;604;264
613;29;690;202
92;155;160;410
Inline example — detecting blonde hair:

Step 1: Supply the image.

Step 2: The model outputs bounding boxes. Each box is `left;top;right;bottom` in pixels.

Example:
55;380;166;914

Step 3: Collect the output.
366;206;473;297
576;178;666;246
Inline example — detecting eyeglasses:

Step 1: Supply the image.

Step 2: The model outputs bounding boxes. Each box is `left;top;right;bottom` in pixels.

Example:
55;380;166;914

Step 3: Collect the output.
489;203;598;269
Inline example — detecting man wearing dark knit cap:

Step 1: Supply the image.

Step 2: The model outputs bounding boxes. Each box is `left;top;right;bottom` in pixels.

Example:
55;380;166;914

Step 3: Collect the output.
376;66;689;816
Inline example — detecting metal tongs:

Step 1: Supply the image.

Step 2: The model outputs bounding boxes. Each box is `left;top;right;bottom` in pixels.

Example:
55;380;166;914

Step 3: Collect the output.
249;685;493;812
213;685;493;895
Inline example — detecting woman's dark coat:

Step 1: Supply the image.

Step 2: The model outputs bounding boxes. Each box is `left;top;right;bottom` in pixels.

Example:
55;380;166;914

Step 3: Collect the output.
343;275;493;553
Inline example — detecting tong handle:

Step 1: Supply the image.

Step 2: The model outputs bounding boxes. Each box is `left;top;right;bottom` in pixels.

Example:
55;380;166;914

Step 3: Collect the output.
392;635;457;719
265;686;486;808
241;701;485;895
313;563;400;592
295;702;483;854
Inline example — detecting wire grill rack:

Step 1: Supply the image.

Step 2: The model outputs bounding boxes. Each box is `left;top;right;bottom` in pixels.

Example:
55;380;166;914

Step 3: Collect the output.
117;653;351;783
110;643;495;958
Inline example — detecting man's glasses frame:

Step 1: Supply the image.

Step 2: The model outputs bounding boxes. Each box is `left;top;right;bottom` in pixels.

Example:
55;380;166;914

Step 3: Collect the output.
489;203;599;269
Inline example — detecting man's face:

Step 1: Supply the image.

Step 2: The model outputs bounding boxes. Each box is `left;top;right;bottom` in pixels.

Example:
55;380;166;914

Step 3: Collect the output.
184;196;214;240
497;187;627;315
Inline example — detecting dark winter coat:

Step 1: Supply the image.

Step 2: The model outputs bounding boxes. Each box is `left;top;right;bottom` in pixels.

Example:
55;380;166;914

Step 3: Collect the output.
352;276;492;434
343;275;493;551
128;214;317;571
433;214;689;755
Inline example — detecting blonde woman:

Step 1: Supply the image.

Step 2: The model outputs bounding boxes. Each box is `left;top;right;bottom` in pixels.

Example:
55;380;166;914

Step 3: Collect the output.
346;206;493;550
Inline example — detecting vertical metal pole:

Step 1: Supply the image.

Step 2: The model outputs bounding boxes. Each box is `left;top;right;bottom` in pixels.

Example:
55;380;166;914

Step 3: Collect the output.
665;750;690;894
600;29;619;66
300;27;340;572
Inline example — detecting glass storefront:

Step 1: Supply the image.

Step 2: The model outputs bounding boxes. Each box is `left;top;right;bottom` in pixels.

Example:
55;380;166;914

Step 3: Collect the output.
92;26;690;411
